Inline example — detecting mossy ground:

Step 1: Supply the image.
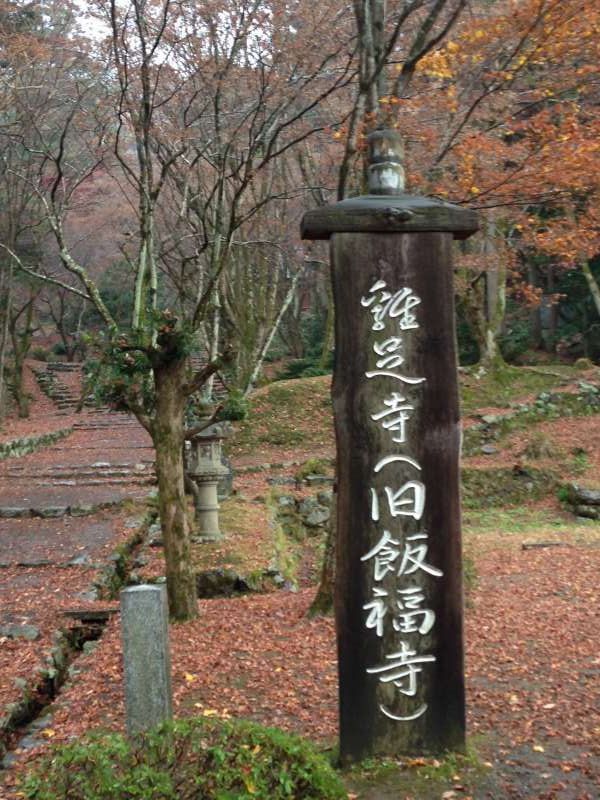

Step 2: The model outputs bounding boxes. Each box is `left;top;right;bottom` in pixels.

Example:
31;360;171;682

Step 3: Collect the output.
229;377;332;460
190;496;274;575
342;744;499;799
458;363;579;416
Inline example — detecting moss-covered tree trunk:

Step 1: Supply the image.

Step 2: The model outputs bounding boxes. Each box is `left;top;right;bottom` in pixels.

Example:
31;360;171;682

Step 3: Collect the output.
309;492;336;616
153;356;198;621
582;260;600;318
12;355;29;418
9;296;36;419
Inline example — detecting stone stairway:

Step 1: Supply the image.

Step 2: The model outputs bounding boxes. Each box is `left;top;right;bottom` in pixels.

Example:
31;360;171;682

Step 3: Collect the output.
189;351;228;400
32;362;90;411
1;460;155;488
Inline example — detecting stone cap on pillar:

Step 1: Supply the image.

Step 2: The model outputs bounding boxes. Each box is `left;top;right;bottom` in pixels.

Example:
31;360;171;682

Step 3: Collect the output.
301;129;479;241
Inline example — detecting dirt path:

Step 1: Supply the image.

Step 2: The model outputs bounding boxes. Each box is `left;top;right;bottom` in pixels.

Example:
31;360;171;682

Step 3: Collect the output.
1;368;599;799
0;369;154;777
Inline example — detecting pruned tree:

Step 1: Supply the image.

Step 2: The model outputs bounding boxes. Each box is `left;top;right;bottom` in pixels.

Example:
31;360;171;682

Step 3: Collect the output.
1;0;355;619
8;281;40;417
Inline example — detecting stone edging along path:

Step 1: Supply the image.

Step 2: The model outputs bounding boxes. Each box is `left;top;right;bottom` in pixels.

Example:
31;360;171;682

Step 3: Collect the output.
0;428;73;461
0;514;152;769
0;500;124;520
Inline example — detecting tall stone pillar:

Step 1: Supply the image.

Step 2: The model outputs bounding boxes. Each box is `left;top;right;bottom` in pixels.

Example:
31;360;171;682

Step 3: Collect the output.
301;130;478;761
120;584;172;736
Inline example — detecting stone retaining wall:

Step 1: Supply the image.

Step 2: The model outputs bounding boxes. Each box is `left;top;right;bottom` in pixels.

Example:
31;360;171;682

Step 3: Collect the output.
0;428;73;461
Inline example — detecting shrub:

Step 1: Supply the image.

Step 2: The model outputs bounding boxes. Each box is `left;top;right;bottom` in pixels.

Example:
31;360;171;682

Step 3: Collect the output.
20;717;346;800
30;346;49;362
218;389;249;422
295;457;332;482
276;353;333;381
499;317;532;363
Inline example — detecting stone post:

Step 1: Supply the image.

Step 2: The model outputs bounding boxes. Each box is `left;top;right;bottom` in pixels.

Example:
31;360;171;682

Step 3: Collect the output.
120;584;172;736
301;130;479;762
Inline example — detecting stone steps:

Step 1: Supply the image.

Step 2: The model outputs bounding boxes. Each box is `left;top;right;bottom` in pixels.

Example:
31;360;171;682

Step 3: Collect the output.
45;362;82;372
0;500;125;519
4;461;153;473
29;477;155;487
73;421;140;429
2;470;154;480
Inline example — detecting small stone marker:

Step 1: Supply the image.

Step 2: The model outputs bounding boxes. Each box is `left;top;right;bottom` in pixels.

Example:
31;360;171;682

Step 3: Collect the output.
120;584;172;736
302;130;478;761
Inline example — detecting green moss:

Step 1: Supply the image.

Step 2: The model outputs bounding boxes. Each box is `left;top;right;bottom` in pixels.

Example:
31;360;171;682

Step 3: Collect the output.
230;376;332;458
461;467;556;509
459;364;574;416
343;744;495;800
20;717;347;800
462;504;599;542
295;457;333;482
463;384;600;456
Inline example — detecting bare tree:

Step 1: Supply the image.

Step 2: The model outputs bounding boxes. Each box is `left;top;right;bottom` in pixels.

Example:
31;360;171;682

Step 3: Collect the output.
2;0;354;619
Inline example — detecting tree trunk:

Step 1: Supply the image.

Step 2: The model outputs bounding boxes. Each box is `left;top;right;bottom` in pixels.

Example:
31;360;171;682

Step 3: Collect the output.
153;356;198;621
0;262;14;420
9;297;36;419
309;492;336;616
582;260;600;318
204;286;221;401
463;227;508;370
12;355;29;418
243;261;307;396
527;262;543;350
480;220;507;367
319;275;335;371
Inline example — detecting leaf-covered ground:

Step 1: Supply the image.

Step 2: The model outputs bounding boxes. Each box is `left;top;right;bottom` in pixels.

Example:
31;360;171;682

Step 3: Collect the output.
1;364;599;799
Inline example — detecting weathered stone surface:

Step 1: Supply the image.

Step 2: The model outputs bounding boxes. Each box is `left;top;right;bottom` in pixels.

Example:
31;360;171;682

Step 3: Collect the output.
317;489;334;506
304;474;335;486
67;554;91;566
0;427;72;462
218;455;234;500
304;506;331;528
0;623;41;641
33;506;69;519
481;444;498;455
120;585;172;736
277;494;297;508
267;476;297;486
574;505;600;520
196;568;250;598
124;516;144;529
298;497;320;516
568;484;600;506
28;714;54;732
1;753;18;769
148;536;164;548
0;507;29;518
70;504;98;516
75;589;100;602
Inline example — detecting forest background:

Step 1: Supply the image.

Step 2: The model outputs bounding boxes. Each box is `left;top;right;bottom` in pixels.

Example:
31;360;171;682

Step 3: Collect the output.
0;0;599;620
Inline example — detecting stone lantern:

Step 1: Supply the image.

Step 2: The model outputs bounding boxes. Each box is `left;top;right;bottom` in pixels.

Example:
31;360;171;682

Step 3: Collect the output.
186;421;230;542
